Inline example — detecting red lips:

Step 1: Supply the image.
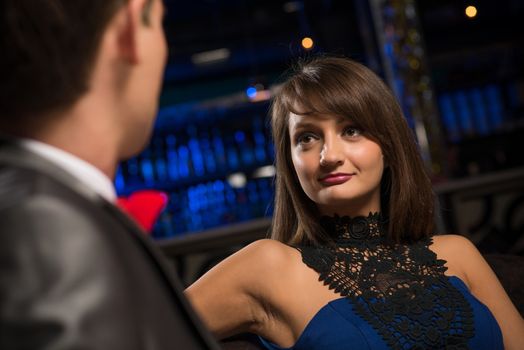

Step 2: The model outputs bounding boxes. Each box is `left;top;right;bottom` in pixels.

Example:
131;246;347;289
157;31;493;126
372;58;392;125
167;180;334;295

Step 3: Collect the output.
318;173;354;185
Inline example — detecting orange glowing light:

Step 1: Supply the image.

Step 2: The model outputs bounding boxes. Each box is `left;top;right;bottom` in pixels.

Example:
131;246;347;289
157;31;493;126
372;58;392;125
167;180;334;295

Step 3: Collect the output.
465;5;477;18
301;37;314;50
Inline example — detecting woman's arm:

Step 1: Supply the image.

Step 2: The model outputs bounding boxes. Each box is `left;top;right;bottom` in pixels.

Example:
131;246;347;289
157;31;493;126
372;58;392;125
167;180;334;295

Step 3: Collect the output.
440;235;524;350
184;239;292;340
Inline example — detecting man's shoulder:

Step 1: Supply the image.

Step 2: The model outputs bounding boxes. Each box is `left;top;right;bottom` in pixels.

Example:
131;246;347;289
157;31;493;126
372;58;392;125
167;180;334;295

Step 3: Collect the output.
0;162;119;245
0;162;88;211
0;138;106;203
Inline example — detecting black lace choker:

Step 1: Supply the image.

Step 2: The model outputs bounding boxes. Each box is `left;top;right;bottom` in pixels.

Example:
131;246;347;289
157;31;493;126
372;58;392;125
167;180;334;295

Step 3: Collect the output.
296;211;475;348
319;212;386;240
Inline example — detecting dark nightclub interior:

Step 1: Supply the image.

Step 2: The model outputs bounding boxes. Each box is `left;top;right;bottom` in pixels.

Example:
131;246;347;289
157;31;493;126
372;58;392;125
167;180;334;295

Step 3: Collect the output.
2;0;524;348
114;0;524;290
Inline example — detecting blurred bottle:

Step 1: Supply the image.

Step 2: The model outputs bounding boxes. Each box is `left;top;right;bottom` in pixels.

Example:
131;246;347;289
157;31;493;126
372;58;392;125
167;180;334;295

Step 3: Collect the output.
485;85;504;130
153;137;168;183
438;93;461;142
125;157;141;188
140;150;155;186
166;134;179;181
252;116;268;163
177;144;191;178
469;88;489;136
200;131;217;174
187;126;206;177
235;130;255;167
454;90;474;137
114;166;126;194
212;128;228;171
225;134;240;171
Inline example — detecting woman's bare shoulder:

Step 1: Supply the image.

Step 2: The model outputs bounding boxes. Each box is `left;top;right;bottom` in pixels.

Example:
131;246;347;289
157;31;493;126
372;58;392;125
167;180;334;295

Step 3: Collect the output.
429;233;479;256
431;235;524;348
188;239;300;292
231;239;307;311
240;239;303;272
244;238;296;252
428;234;480;286
430;233;477;253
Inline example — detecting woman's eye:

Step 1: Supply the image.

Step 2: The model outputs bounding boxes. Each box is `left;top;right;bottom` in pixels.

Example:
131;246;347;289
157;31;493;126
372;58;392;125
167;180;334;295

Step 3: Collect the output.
343;127;362;137
296;133;316;145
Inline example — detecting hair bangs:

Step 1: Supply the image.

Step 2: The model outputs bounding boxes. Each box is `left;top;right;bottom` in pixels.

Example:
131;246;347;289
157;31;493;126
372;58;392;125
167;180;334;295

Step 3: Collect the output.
280;67;380;135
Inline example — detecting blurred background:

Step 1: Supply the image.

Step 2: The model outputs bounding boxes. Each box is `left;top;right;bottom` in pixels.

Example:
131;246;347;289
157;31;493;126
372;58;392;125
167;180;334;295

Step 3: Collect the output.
115;0;524;285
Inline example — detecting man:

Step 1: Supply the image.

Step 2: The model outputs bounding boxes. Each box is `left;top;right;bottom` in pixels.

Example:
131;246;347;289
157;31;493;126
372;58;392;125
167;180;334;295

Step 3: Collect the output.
0;0;219;348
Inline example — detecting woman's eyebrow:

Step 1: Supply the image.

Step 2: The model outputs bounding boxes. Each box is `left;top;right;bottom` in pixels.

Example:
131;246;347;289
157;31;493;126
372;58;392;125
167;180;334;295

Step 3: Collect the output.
333;115;355;125
293;121;318;129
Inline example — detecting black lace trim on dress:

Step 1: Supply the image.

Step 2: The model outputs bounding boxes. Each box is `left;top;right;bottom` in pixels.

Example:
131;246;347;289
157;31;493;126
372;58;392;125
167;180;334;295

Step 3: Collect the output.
296;213;475;349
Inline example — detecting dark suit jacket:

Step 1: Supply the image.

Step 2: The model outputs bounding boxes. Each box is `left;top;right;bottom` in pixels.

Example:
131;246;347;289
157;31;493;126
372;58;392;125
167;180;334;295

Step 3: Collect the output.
0;139;220;350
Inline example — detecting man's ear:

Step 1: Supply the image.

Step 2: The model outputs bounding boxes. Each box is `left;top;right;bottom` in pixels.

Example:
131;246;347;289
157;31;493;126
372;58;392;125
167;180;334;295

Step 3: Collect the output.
116;0;150;64
141;0;154;26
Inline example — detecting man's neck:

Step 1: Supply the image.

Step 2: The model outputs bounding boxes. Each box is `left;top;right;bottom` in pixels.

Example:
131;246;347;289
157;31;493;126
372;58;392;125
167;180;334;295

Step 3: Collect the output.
9;102;122;179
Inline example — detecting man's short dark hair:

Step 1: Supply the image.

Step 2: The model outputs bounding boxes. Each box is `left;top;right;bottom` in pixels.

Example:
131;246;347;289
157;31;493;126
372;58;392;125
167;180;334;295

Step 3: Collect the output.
0;0;130;122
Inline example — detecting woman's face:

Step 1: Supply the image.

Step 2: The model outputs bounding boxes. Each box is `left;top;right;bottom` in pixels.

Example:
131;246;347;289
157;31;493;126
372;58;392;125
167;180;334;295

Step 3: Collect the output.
288;112;384;217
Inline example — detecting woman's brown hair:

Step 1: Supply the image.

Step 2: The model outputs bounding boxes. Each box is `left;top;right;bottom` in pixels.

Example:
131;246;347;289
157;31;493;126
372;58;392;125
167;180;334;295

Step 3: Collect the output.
270;56;435;245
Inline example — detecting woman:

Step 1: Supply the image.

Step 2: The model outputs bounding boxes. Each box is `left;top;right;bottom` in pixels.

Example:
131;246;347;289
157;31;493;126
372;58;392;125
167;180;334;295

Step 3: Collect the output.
186;57;524;349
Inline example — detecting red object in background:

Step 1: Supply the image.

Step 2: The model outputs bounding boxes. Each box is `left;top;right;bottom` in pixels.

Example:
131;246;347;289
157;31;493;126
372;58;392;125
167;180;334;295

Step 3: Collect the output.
117;190;169;234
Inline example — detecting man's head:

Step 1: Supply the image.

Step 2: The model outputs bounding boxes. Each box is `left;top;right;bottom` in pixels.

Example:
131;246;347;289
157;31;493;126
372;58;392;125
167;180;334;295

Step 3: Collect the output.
0;0;167;159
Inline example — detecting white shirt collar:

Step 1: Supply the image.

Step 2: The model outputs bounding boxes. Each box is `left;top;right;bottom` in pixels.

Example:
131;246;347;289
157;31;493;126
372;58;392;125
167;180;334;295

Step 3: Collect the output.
21;138;117;203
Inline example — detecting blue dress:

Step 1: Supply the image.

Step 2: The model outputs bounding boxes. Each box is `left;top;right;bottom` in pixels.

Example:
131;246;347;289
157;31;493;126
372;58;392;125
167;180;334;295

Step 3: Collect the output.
261;214;503;349
260;276;503;349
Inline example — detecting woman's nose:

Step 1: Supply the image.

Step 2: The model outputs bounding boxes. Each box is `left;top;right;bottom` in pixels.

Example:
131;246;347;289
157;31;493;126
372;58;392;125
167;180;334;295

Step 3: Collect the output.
319;136;344;167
